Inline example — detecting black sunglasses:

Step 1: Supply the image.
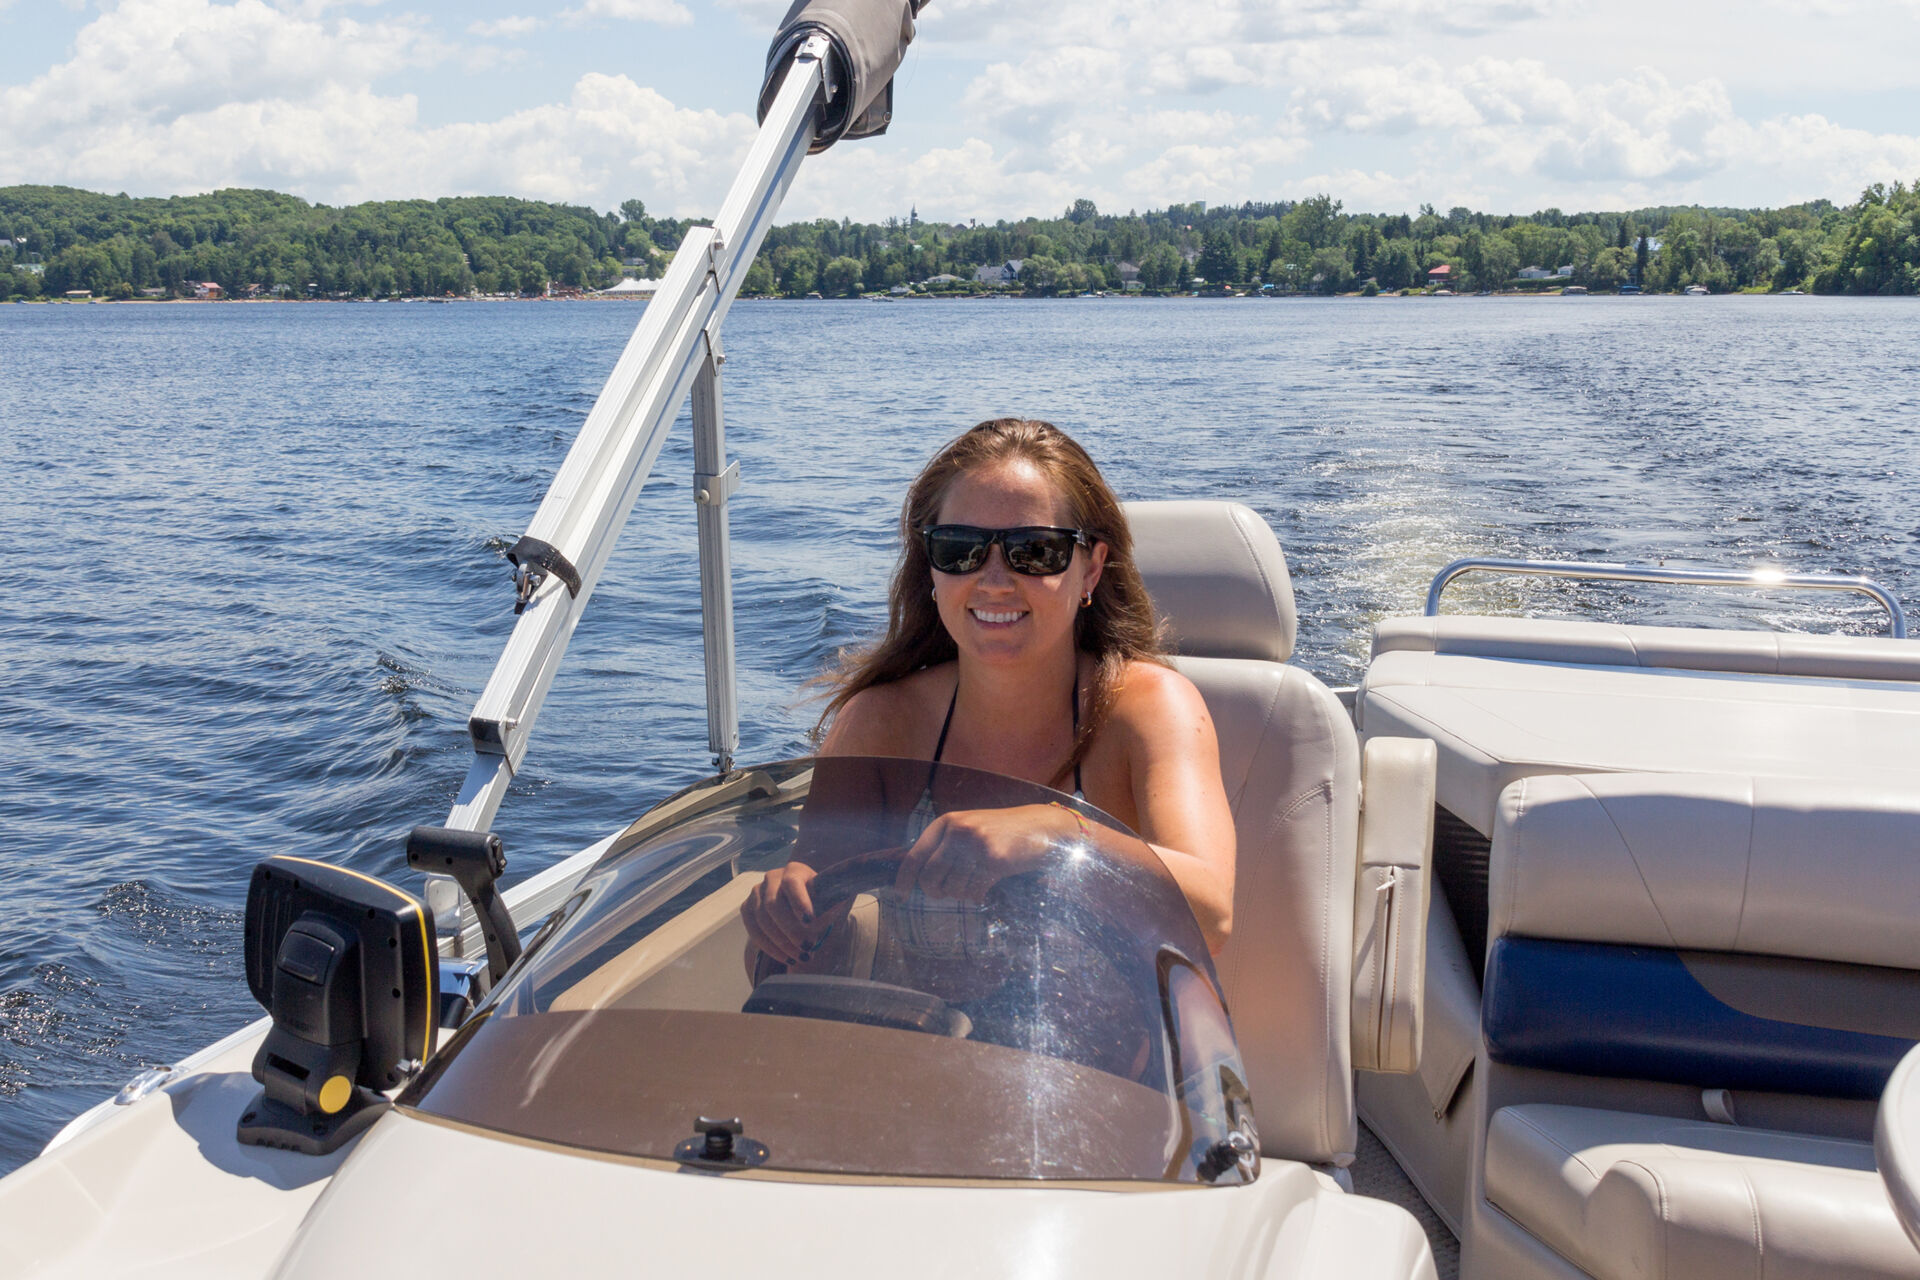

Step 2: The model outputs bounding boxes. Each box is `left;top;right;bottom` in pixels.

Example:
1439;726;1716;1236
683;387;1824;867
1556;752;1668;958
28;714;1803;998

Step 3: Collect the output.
920;525;1089;577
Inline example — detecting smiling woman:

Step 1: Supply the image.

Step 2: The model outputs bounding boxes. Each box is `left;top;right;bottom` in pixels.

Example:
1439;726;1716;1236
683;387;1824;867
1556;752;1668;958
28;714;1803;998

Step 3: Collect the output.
738;418;1238;964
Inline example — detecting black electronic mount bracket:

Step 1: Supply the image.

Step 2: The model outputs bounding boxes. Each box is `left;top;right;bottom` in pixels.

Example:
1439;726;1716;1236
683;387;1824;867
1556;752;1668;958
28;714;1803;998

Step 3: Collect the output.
406;826;521;992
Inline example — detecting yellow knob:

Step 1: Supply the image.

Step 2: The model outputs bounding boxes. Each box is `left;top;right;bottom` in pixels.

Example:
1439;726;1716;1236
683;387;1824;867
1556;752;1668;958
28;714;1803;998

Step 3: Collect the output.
318;1075;353;1115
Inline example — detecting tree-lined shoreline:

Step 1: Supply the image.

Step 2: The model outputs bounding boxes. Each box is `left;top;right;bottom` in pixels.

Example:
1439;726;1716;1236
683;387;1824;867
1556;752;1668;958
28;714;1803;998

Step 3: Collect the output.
3;183;1916;301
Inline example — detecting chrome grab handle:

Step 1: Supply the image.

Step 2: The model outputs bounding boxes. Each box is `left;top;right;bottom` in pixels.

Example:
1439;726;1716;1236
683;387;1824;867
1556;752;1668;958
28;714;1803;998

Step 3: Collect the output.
1424;558;1908;639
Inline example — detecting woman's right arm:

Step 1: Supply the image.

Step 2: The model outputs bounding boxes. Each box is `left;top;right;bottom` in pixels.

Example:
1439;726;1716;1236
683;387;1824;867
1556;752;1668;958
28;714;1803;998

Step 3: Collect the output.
740;684;910;967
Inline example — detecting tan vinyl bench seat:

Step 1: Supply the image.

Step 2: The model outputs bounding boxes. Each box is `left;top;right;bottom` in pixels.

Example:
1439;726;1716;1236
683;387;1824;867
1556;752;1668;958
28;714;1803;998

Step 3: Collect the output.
1361;618;1920;836
1486;1103;1920;1280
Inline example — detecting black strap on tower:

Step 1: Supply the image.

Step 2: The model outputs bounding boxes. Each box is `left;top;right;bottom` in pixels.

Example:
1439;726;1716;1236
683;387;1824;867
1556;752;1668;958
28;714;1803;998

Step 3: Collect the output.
506;535;582;615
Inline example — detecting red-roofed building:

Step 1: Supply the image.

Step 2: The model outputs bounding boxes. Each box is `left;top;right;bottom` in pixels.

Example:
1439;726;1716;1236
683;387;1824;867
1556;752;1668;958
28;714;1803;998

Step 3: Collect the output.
1425;264;1453;287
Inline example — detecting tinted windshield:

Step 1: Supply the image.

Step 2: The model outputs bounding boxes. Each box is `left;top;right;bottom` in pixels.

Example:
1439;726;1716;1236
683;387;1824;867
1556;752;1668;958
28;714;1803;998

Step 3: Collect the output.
403;756;1258;1185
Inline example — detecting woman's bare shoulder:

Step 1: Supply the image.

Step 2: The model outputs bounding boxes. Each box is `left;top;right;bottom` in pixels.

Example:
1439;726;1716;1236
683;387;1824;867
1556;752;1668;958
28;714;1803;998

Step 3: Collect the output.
1107;659;1216;745
819;663;957;757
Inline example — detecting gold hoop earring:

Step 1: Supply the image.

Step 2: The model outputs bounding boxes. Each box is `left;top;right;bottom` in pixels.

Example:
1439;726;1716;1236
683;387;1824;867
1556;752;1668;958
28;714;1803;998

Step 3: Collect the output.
1081;591;1093;608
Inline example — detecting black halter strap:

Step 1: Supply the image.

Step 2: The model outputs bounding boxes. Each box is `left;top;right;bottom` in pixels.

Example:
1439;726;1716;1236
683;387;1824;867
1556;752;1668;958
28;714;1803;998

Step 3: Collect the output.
931;682;959;762
932;669;1083;795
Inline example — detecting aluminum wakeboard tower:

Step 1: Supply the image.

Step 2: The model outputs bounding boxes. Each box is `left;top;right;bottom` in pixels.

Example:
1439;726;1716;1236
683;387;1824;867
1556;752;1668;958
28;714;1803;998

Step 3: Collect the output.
414;0;925;959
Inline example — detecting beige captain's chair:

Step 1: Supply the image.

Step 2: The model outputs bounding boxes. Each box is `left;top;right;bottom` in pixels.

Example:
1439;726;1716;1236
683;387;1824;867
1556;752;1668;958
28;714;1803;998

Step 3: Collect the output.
1127;500;1435;1169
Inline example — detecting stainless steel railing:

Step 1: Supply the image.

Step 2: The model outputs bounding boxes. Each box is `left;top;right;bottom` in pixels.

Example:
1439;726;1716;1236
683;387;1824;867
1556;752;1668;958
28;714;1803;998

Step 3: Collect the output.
1424;557;1909;639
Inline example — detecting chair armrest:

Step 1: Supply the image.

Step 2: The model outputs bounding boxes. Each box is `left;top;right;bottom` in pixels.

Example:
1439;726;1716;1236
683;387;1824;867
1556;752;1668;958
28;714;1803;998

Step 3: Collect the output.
1352;737;1437;1074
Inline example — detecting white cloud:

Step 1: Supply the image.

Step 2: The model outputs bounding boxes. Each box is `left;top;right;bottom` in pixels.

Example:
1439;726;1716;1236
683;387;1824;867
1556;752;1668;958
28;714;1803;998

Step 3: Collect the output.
560;0;692;27
4;0;1918;221
1;0;426;143
924;0;1576;56
959;47;1127;137
1131;109;1261;145
1120;135;1310;205
0;1;750;210
1298;58;1480;134
468;14;543;37
1292;167;1436;210
1279;57;1920;208
1143;45;1263;95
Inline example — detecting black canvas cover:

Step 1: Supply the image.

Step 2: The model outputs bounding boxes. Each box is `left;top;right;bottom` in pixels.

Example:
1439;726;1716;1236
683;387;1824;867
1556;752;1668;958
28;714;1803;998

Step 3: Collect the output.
759;0;922;152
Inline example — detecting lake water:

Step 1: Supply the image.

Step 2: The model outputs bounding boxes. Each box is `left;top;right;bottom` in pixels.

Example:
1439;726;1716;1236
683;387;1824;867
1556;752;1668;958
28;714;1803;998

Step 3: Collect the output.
2;294;1917;1174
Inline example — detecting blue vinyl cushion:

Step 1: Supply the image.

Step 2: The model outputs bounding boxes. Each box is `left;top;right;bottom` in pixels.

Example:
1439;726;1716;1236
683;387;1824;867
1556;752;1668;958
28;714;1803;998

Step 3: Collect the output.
1483;937;1916;1100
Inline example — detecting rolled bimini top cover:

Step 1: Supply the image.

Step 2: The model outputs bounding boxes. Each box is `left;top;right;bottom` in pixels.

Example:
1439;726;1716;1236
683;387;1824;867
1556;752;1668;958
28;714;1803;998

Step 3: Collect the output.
760;0;924;153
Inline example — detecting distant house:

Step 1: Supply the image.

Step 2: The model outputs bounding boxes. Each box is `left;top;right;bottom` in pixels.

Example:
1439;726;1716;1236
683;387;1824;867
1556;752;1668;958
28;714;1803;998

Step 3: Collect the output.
1426;264;1453;287
192;281;223;299
972;259;1023;285
923;273;962;287
1115;261;1140;283
1554;265;1574;277
64;289;92;299
1518;266;1552;280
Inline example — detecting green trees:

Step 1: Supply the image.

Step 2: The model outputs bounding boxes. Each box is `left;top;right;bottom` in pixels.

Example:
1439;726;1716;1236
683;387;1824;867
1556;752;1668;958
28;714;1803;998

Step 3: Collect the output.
1307;246;1352;294
1475;233;1519;289
742;257;776;295
1374;239;1419;290
776;246;819;296
1346;221;1382;284
3;183;1914;302
0;186;642;299
1019;255;1061;295
822;255;864;296
1137;243;1185;291
1816;182;1920;294
1586;246;1634;290
1196;230;1239;284
1284;194;1342;250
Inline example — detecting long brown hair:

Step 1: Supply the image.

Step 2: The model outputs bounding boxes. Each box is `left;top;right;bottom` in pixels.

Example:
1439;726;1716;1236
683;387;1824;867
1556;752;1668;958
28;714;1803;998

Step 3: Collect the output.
815;418;1166;773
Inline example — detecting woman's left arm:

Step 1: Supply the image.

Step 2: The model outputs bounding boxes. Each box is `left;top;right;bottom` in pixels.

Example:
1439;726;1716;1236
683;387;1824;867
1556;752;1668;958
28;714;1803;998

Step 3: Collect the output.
1116;664;1237;954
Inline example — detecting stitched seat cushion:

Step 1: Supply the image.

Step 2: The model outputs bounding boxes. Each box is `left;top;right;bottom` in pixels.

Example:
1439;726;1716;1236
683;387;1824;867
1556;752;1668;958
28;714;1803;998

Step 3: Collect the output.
1485;1104;1920;1280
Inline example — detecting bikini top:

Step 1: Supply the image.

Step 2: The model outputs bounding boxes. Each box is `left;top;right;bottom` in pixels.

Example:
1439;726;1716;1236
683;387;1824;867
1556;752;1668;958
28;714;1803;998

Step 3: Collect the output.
927;670;1085;801
893;671;1086;961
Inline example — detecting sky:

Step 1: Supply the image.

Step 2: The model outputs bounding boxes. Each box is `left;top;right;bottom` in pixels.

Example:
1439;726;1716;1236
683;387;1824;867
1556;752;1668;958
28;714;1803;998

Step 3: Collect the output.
2;0;1918;222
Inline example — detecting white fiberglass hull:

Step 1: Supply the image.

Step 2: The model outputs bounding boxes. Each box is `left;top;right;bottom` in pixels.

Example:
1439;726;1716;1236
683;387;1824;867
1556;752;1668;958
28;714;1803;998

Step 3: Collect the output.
276;1110;1433;1280
0;1027;1434;1280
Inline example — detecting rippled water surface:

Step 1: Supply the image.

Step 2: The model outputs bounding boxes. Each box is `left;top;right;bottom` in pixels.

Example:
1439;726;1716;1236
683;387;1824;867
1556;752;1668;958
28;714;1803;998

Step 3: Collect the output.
2;295;1917;1173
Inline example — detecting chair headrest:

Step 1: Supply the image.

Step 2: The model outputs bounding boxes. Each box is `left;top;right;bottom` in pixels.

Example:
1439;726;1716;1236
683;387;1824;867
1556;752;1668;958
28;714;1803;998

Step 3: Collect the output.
1124;500;1295;663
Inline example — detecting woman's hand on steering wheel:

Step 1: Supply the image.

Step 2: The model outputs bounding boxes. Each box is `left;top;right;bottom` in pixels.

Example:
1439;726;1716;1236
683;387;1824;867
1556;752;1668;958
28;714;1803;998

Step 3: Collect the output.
894;803;1075;905
741;862;842;967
